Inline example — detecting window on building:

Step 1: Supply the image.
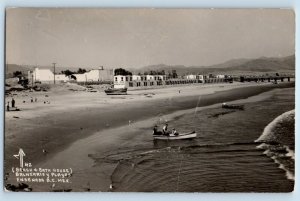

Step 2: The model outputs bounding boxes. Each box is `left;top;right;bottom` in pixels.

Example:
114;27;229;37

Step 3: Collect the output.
144;82;147;86
129;83;133;87
130;77;132;81
141;77;144;81
121;77;124;81
115;77;118;82
126;77;128;81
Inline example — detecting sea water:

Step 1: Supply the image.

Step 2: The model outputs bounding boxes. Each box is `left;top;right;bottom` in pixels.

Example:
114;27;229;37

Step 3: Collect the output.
107;87;295;192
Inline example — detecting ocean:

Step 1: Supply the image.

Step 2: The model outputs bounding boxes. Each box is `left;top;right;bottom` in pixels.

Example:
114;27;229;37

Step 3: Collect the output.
106;87;295;192
18;85;295;192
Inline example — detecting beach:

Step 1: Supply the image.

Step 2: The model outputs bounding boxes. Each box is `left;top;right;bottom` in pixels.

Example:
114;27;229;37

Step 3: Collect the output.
4;81;295;192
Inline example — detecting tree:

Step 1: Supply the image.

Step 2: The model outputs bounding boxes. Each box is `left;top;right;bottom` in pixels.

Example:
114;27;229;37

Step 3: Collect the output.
172;70;178;78
70;74;77;80
62;70;76;76
77;68;87;74
114;68;132;76
13;71;22;77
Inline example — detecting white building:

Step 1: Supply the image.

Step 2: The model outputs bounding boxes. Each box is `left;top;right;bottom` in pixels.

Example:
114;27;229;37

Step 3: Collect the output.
55;74;69;82
73;68;113;82
132;75;147;81
196;75;204;81
185;74;197;80
146;75;155;81
113;75;132;88
216;74;225;79
28;68;70;84
185;74;204;81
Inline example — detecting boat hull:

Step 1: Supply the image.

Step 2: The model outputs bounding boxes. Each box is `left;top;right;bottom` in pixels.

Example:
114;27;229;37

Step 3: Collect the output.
153;131;197;140
104;88;127;95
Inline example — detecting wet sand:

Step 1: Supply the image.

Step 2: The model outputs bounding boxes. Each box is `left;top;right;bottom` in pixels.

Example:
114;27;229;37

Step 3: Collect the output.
4;82;294;191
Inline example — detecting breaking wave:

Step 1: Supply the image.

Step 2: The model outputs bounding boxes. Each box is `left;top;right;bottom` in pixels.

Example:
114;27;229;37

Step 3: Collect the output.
255;110;295;181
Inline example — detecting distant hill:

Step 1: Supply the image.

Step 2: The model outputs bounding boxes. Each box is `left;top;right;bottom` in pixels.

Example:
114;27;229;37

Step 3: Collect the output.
6;55;295;78
136;55;295;75
5;64;32;78
5;64;95;78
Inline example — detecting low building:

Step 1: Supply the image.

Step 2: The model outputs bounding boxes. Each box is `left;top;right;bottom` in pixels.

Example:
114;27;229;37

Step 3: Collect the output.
73;67;113;82
185;74;197;80
55;74;70;82
185;74;204;82
113;75;132;88
216;74;225;79
28;68;70;84
132;75;147;81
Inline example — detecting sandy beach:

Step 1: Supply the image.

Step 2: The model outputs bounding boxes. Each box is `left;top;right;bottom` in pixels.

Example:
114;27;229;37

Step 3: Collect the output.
4;81;295;191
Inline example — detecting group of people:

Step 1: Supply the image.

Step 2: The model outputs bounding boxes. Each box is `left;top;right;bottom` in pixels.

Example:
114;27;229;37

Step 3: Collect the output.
7;97;40;111
6;98;15;111
153;123;178;136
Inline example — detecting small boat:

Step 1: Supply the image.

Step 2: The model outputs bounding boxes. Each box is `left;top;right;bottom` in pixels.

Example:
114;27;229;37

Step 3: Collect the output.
222;103;244;110
104;87;127;95
153;131;197;140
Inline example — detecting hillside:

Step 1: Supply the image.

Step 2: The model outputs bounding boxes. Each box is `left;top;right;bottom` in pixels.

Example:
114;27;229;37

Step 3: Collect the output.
137;55;295;75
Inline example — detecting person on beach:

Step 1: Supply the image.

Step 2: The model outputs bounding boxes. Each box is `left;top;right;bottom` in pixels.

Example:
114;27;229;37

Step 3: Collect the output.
7;102;10;111
11;98;15;108
171;128;178;136
31;97;33;103
163;123;169;135
153;125;158;135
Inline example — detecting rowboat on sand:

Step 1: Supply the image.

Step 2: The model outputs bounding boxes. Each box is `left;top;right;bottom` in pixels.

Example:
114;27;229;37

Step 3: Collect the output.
104;87;127;95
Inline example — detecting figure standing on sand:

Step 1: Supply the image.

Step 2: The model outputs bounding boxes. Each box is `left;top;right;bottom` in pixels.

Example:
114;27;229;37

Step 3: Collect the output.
11;98;15;108
7;101;10;111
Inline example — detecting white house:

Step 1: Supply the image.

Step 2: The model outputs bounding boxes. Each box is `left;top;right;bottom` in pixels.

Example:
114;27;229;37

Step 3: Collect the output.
185;74;197;80
113;75;132;88
72;74;87;82
28;68;70;84
73;68;113;82
55;74;69;82
216;74;225;79
132;75;147;81
196;75;204;81
185;74;204;81
146;75;155;81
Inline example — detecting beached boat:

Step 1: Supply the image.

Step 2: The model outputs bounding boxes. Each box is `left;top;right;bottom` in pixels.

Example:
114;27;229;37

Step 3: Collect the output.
222;103;244;110
104;87;127;95
153;131;197;140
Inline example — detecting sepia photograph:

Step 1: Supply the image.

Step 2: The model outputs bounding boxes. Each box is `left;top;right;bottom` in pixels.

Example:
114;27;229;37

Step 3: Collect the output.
4;8;295;192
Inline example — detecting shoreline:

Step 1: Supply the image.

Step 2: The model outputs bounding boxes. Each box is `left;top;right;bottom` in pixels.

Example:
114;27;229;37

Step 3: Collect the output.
4;82;295;189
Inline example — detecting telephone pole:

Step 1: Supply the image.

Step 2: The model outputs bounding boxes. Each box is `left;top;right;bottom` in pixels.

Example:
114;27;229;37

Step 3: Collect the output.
52;63;56;84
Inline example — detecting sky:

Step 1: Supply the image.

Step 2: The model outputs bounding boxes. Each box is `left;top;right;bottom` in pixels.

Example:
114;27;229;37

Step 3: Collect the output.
6;8;295;69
